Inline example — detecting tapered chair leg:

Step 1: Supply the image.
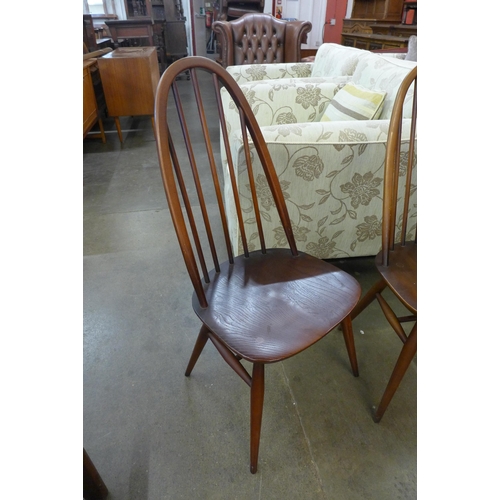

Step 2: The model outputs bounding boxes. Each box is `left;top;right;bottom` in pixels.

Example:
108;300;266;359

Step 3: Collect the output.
351;278;386;320
185;325;210;376
374;323;417;423
341;316;359;377
250;363;265;474
114;117;123;143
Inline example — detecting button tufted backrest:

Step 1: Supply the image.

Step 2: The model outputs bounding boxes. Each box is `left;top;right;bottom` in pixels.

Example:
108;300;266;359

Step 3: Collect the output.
232;15;286;65
213;13;312;68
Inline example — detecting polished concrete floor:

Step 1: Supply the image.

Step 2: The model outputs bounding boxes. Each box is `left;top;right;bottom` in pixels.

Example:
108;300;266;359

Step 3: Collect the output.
83;76;416;499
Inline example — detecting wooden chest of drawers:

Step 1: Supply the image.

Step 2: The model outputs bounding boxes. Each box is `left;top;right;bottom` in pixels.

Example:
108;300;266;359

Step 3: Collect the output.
97;47;160;142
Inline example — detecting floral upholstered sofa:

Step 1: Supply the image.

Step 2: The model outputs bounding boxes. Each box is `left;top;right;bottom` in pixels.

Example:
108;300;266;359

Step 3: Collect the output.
220;43;417;259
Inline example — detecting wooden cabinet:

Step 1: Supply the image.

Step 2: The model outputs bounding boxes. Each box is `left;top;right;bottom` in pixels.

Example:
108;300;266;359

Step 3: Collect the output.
124;0;183;22
351;0;404;23
342;0;416;50
97;47;160;142
83;60;106;143
124;0;152;18
341;32;409;50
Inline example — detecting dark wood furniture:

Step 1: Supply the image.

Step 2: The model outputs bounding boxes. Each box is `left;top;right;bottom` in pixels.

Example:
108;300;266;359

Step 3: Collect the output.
122;0;185;21
105;18;164;47
212;13;312;68
84;15;98;52
97;47;160;142
342;31;409;50
164;20;188;64
105;19;166;69
83;60;106;143
83;448;108;500
154;56;361;473
342;0;416;50
351;67;417;423
216;0;265;21
95;37;114;50
106;1;188;72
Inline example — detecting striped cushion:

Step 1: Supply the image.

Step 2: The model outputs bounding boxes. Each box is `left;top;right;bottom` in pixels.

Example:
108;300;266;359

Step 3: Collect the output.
320;83;386;122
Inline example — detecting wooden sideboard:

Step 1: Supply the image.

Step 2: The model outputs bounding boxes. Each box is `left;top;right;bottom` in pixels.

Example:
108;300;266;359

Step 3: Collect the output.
342;0;416;50
342;31;409;50
97;47;160;142
83;60;106;143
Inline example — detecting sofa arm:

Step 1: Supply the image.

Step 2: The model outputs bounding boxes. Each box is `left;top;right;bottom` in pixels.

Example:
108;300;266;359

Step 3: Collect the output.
226;62;314;83
226;119;416;259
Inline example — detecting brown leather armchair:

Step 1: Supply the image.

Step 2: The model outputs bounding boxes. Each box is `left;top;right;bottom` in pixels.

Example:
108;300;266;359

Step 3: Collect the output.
212;13;312;68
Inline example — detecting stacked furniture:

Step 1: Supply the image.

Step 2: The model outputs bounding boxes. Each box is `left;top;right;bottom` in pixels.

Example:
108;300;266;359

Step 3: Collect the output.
220;43;417;259
105;0;188;72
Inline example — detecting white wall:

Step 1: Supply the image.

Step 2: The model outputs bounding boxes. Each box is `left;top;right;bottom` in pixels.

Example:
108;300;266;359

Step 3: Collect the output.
346;0;354;18
181;0;193;56
284;0;328;49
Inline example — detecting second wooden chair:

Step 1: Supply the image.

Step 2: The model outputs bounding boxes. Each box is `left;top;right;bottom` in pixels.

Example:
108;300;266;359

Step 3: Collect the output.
351;67;417;423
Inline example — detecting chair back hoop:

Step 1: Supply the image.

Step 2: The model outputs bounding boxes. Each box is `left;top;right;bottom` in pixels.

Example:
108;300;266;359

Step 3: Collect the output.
154;56;298;308
381;66;417;267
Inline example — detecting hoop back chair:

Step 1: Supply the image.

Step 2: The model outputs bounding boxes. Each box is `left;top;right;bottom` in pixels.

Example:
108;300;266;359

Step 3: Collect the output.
351;66;417;423
154;56;361;473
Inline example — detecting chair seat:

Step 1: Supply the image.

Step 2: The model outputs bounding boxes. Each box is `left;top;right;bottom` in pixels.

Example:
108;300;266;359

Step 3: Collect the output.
375;242;417;314
193;249;361;363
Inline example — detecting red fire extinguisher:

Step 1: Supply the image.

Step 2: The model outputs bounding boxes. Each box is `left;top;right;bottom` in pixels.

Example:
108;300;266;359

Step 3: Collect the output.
206;10;213;28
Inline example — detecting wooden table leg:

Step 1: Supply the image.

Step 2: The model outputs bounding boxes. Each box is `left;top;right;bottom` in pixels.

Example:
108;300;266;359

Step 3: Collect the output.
114;117;123;143
98;119;106;143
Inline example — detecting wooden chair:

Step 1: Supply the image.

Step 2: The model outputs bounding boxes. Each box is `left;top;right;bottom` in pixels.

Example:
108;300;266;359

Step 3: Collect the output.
351;66;417;423
154;56;361;473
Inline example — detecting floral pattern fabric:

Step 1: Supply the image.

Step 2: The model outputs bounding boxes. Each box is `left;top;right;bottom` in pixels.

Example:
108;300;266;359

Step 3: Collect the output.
221;49;417;259
226;62;313;84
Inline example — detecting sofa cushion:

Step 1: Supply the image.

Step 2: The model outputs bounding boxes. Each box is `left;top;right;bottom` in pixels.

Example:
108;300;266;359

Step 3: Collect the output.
311;43;369;78
320;82;386;122
351;52;416;120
